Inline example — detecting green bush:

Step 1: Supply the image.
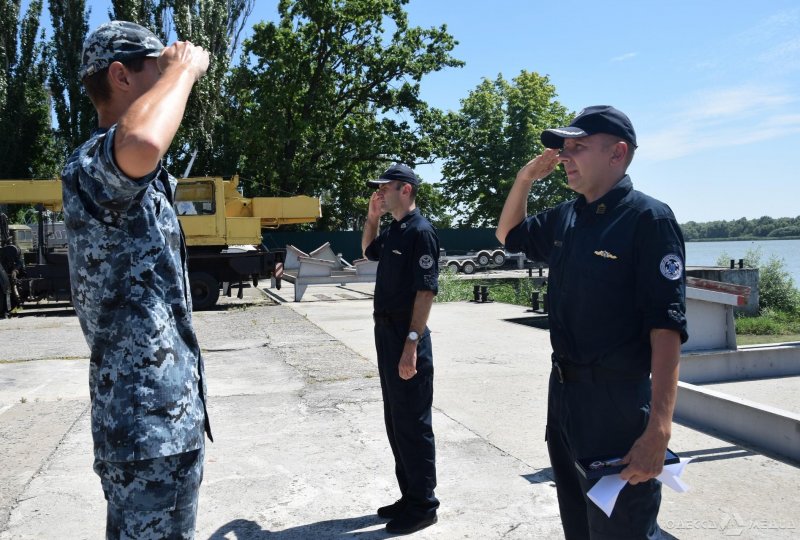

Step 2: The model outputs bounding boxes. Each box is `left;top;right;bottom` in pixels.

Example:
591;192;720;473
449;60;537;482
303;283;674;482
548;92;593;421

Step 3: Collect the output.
759;258;800;313
489;278;541;306
435;273;543;307
716;247;800;314
735;308;800;335
435;269;473;303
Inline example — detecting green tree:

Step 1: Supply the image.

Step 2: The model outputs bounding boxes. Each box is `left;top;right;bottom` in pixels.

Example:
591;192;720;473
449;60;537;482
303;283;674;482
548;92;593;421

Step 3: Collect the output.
717;247;799;313
681;215;800;239
768;225;800;238
109;0;166;28
0;0;60;179
416;181;452;229
681;221;699;240
227;0;462;230
109;0;255;176
438;71;572;227
48;0;94;156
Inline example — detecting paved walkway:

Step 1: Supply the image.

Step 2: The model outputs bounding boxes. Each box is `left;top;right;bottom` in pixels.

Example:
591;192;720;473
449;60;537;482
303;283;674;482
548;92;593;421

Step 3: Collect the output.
0;284;798;539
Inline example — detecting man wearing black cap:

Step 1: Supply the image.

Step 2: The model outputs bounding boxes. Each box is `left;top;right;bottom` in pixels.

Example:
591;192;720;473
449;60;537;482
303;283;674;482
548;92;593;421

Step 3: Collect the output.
362;163;440;535
496;106;687;539
61;21;211;539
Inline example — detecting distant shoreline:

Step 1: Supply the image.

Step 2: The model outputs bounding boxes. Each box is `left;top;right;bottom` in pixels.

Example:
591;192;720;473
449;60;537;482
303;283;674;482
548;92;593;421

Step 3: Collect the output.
685;236;800;243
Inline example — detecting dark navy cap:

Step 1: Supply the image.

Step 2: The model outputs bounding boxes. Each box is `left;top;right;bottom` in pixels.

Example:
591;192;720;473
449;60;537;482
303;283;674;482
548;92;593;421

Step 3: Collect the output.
367;163;420;188
541;105;637;149
80;21;165;79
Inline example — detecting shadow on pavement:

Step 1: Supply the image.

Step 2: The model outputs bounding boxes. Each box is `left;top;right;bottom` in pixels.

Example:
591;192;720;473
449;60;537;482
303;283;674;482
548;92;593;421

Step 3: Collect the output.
208;515;409;539
521;467;555;484
677;445;757;464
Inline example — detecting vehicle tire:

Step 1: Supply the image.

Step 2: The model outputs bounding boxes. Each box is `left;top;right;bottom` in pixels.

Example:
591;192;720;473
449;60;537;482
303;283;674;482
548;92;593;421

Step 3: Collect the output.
447;261;460;273
476;251;491;266
462;260;476;275
492;250;507;266
189;272;220;311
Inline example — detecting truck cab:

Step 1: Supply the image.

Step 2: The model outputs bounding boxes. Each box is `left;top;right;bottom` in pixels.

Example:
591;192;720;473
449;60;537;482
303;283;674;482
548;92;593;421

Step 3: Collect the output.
8;224;33;253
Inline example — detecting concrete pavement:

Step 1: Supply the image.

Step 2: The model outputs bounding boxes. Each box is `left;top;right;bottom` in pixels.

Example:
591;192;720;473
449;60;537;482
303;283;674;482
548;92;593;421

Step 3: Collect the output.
0;283;798;539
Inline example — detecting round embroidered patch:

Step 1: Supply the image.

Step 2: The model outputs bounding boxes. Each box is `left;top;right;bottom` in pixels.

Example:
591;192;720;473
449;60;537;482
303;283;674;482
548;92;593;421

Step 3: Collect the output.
659;254;683;281
419;254;434;270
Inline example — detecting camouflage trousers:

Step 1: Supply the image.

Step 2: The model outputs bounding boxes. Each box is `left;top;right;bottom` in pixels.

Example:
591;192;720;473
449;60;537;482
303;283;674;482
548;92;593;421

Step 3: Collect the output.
93;445;204;540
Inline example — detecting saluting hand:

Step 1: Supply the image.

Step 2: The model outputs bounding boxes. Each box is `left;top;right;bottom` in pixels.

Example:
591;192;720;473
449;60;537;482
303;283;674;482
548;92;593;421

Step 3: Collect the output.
367;191;383;221
516;148;560;183
157;41;210;81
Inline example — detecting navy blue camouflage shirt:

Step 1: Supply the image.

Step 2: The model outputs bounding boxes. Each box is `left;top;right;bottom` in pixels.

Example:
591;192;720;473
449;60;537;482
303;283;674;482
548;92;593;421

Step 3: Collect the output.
62;126;211;462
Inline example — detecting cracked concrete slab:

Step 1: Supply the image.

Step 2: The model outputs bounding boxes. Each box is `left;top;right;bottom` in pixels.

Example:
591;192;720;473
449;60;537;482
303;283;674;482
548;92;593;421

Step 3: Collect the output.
1;288;798;539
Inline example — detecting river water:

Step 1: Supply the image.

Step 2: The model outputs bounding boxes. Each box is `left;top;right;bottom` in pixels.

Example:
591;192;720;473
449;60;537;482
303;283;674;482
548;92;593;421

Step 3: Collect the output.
685;239;800;285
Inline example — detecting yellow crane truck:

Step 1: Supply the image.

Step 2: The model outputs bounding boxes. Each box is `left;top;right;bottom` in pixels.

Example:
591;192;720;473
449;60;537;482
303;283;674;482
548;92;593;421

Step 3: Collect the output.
0;176;320;315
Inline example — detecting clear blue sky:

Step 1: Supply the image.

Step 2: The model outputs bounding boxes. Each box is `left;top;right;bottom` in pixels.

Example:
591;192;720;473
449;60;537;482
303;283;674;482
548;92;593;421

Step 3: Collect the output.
65;1;800;222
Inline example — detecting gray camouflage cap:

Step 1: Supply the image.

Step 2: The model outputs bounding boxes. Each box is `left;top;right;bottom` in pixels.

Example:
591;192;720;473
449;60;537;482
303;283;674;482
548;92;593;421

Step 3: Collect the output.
80;21;164;79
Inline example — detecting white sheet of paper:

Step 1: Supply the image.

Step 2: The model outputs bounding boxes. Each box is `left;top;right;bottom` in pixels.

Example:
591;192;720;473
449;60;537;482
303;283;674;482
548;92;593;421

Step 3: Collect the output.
587;474;628;517
587;457;694;518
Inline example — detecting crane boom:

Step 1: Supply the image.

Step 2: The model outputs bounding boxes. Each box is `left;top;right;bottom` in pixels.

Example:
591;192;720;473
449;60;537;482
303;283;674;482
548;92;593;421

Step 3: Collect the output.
0;179;63;211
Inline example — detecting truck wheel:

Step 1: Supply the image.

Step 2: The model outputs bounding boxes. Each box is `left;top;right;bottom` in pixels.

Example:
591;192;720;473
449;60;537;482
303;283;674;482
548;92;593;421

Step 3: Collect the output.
189;272;220;310
492;251;507;266
476;251;491;266
447;261;460;273
462;261;476;275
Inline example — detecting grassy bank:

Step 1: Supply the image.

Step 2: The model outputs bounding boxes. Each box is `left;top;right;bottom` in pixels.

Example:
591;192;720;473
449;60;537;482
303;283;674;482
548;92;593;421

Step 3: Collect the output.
435;271;542;306
737;334;800;345
734;308;800;345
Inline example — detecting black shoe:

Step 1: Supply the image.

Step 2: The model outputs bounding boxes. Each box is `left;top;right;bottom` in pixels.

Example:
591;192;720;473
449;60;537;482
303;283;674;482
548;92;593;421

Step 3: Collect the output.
377;499;406;519
385;513;438;535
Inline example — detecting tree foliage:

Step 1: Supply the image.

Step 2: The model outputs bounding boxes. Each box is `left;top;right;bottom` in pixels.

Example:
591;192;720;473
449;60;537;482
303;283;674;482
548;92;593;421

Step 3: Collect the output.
226;0;462;230
0;0;60;178
438;71;572;227
48;0;94;156
716;247;800;314
682;215;800;240
110;0;255;176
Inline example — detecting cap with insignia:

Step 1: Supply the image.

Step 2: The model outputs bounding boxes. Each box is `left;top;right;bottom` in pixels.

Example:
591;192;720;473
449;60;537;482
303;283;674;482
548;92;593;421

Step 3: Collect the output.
367;163;420;188
79;21;165;79
541;105;637;150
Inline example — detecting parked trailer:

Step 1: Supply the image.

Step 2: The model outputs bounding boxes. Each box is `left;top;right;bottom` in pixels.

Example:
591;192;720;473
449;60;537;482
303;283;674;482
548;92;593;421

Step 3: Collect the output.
440;249;509;275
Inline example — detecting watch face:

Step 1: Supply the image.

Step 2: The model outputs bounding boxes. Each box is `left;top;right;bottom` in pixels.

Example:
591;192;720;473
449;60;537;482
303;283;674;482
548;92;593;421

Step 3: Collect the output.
408;331;419;341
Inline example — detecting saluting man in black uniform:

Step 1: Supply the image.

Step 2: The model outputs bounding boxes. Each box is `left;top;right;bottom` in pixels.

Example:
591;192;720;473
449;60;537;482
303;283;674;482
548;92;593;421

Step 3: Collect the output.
496;106;688;539
362;164;440;535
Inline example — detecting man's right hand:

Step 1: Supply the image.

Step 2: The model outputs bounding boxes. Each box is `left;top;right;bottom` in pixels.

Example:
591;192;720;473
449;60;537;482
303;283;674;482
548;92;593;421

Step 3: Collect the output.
367;191;383;221
496;148;561;245
516;148;560;183
157;41;210;81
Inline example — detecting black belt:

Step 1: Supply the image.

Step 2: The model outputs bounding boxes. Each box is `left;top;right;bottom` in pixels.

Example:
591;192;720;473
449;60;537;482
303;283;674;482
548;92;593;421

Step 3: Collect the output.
551;355;649;384
373;311;411;325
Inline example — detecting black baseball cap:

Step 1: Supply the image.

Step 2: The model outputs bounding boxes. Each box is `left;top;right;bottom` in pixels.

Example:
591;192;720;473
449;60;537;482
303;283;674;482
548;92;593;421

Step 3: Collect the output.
541;105;637;149
367;163;420;188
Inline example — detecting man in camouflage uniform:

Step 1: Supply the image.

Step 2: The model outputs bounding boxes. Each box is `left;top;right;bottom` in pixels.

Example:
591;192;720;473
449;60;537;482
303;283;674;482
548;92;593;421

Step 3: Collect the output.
61;21;212;539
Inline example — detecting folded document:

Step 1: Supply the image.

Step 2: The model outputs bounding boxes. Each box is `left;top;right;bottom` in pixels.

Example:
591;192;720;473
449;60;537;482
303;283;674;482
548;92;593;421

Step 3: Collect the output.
586;457;693;518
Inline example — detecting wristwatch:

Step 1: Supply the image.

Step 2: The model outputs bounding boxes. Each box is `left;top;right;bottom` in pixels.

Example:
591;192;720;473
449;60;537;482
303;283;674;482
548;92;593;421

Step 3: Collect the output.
407;331;419;342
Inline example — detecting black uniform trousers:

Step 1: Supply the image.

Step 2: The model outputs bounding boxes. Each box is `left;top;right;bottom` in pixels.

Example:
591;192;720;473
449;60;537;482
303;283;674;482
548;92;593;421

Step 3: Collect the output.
374;319;439;517
546;370;663;540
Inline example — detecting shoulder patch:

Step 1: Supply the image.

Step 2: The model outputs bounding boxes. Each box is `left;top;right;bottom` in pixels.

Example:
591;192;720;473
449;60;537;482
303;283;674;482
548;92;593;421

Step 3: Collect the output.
659;254;683;281
419;254;434;270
